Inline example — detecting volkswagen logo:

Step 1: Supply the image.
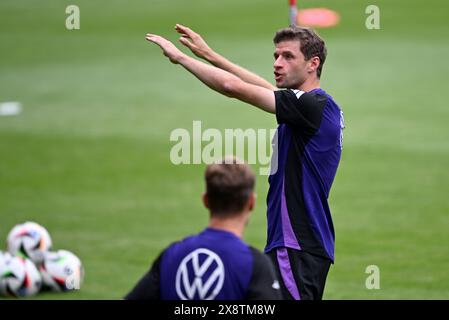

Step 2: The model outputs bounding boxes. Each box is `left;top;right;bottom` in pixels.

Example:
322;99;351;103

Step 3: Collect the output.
175;248;225;300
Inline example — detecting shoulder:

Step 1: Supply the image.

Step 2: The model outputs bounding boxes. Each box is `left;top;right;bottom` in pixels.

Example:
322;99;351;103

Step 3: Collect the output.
248;246;274;269
274;89;329;131
163;234;197;251
158;240;184;262
245;246;282;300
275;89;328;107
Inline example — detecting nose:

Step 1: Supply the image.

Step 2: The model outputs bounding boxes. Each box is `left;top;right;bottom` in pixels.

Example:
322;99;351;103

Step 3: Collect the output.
274;56;282;70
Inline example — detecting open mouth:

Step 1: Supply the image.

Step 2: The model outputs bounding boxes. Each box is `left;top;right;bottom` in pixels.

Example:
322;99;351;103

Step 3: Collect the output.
274;72;283;81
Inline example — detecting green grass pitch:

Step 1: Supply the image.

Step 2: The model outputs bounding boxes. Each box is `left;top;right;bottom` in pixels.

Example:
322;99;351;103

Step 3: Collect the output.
1;0;448;299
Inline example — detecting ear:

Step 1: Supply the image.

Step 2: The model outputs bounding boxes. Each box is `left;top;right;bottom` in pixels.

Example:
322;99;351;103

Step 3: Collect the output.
202;192;209;209
248;192;256;211
308;56;321;75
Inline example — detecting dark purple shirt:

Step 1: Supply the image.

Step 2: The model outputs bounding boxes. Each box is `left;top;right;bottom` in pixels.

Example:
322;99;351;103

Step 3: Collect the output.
266;88;344;262
125;228;281;300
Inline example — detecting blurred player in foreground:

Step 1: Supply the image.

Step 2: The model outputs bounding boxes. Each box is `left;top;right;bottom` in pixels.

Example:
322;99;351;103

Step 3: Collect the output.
125;156;281;300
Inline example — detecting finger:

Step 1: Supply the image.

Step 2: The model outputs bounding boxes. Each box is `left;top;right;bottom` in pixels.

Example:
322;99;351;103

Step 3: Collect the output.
145;33;157;40
145;35;157;43
145;34;169;47
175;26;188;36
179;36;194;49
145;33;167;41
175;24;188;32
175;24;197;38
146;36;163;47
176;32;190;39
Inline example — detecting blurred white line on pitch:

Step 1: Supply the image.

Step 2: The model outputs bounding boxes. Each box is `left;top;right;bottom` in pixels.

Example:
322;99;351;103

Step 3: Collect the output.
0;101;22;116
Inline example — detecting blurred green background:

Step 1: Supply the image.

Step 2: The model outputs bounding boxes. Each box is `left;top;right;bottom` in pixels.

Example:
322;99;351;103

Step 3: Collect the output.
1;0;448;299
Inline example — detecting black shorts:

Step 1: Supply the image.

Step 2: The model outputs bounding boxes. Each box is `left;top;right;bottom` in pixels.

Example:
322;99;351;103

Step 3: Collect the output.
267;248;331;300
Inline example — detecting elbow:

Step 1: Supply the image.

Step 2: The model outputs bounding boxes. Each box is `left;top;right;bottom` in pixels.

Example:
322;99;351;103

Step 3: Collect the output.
222;79;240;98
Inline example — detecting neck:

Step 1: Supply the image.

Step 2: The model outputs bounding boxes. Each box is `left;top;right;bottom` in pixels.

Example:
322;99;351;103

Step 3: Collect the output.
298;77;320;92
208;213;247;238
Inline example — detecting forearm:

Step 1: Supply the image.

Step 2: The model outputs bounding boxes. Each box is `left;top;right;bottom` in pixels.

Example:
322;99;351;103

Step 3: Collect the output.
207;51;277;91
174;24;275;90
178;54;242;97
178;54;276;114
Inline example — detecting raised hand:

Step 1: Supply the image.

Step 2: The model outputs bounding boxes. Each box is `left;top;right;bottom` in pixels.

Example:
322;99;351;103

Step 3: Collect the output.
175;24;213;60
145;33;185;64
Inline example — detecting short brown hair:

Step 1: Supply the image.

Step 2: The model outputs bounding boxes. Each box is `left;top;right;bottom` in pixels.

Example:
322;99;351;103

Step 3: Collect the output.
273;26;327;78
205;156;255;216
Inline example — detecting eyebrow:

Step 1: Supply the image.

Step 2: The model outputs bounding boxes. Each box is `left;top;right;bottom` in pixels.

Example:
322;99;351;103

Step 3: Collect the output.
274;50;295;57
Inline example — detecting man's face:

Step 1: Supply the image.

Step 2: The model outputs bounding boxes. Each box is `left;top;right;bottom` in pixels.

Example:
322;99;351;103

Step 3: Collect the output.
273;40;309;89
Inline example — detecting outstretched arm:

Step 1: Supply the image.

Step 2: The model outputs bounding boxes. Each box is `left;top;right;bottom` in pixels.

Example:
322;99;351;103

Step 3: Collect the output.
146;34;275;114
175;24;277;91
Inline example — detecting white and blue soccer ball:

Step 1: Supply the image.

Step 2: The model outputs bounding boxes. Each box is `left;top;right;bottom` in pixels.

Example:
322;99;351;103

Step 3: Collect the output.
7;221;53;265
40;250;84;292
0;254;42;297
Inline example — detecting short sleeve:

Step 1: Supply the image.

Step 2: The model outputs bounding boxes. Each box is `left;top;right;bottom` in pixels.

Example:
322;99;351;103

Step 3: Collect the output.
245;247;282;300
275;89;327;135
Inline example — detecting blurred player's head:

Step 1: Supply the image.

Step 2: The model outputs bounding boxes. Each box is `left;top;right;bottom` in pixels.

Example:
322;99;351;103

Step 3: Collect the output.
273;26;326;88
203;156;255;220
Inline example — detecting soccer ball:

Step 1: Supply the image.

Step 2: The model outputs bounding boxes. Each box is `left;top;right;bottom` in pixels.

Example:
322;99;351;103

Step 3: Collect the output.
0;255;42;297
7;221;52;265
40;250;84;292
0;250;11;263
0;251;12;271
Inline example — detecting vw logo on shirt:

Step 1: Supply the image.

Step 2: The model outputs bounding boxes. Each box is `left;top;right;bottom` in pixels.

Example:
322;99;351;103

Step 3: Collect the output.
175;248;225;300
